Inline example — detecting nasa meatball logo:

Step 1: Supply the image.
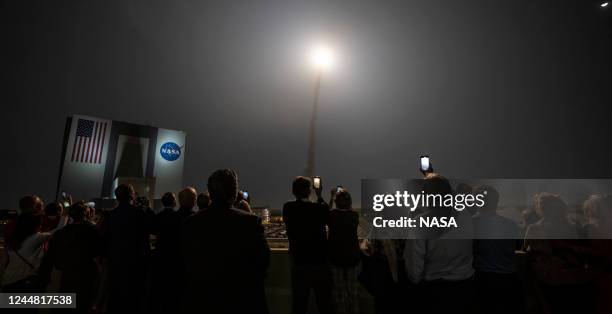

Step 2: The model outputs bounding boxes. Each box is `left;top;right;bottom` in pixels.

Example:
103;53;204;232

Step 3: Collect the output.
160;142;181;161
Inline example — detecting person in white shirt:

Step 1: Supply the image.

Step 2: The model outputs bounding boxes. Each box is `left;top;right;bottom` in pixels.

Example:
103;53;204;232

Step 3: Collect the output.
403;174;474;314
1;211;68;291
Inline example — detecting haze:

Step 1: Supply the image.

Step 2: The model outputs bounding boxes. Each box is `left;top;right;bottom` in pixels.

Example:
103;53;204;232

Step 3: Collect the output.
3;0;612;209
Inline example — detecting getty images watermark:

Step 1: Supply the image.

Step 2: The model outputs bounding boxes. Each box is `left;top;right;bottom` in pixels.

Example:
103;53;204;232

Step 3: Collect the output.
361;178;612;239
371;189;487;228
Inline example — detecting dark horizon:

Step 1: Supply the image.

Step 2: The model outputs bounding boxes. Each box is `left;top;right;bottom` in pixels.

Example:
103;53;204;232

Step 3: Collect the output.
3;0;612;209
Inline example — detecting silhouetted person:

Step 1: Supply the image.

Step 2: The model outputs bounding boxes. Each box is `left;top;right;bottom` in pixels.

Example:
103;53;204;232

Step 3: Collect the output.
525;193;592;314
196;191;211;211
583;194;612;240
582;194;612;314
236;199;253;213
152;191;183;314
181;169;270;314
136;195;155;217
404;174;474;314
154;192;179;258
47;202;100;314
472;185;524;314
2;211;67;292
283;176;334;314
42;202;64;232
328;189;360;314
177;187;197;219
21;195;44;215
524;192;578;240
100;184;152;314
359;238;403;314
4;196;44;245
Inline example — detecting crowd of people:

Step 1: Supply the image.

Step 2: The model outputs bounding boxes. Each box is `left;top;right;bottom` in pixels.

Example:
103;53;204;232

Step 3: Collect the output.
1;169;611;314
356;175;612;314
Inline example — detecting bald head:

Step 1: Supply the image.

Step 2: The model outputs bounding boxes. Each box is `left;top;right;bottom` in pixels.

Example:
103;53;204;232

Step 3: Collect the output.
178;187;197;209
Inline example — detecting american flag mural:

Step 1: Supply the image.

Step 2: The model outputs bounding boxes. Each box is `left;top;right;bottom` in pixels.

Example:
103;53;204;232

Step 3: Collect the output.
70;118;108;163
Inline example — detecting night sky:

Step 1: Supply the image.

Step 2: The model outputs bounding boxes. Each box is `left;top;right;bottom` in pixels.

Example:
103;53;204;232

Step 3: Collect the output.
3;0;612;209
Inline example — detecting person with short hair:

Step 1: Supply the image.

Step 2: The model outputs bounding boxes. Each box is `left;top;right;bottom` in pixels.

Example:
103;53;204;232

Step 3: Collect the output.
161;191;177;209
196;191;211;211
177;187;197;219
4;196;45;245
47;202;99;314
181;169;270;314
136;195;155;217
403;174;474;314
42;202;64;232
19;195;44;215
100;184;152;313
472;185;524;314
155;192;179;255
328;189;360;314
283;176;334;314
152;191;181;314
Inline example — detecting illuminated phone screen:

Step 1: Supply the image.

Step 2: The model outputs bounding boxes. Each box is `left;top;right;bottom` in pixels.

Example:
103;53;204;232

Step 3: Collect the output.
420;156;430;171
313;177;321;189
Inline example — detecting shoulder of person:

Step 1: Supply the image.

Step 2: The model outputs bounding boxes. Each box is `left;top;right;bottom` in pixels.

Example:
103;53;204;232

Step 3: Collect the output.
224;208;263;230
329;208;345;214
282;201;298;213
229;208;259;220
315;202;329;210
282;200;297;208
181;211;201;230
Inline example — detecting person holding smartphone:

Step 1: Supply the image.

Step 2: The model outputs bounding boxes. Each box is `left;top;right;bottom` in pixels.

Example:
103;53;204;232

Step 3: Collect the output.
282;176;334;314
403;174;475;314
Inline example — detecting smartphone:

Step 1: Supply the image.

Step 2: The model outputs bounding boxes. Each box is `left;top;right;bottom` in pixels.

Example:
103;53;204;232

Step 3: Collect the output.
420;156;431;172
63;201;70;208
242;191;249;199
313;176;321;189
336;186;343;193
